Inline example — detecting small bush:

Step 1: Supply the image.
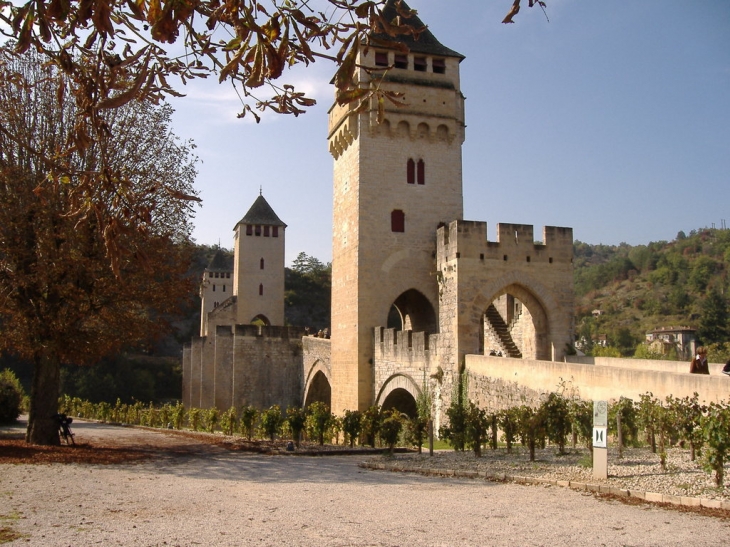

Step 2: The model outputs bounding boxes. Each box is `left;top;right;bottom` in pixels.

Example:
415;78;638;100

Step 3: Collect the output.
0;369;25;423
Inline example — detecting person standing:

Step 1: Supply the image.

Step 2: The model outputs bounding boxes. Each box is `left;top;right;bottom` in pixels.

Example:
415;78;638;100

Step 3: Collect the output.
690;346;710;374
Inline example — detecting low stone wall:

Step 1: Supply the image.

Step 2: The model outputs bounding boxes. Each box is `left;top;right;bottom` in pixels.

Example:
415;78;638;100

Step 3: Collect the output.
566;355;726;375
466;354;729;407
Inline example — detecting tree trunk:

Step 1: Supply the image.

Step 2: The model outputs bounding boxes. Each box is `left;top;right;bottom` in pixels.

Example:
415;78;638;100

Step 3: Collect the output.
26;352;61;445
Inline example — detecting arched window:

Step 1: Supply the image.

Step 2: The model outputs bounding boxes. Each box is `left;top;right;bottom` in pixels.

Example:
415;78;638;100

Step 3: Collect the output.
407;159;415;184
260;257;265;270
391;210;405;233
417;159;425;185
259;284;264;296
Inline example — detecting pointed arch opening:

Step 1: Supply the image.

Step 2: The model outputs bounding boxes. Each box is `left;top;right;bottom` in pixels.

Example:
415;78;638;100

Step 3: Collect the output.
480;284;549;360
387;289;437;334
251;314;271;326
381;388;418;419
304;370;331;409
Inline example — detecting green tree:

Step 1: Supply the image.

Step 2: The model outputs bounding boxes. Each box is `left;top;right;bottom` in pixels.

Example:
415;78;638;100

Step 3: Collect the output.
498;407;520;454
439;374;468;452
701;402;730;487
0;369;25;423
240;406;259;441
306;401;332;446
342;409;363;448
666;394;705;462
540;392;571;455
286;406;307;448
260;405;283;441
516;405;546;462
689;256;717;292
698;287;729;344
379;408;403;455
0;49;198;445
568;399;593;451
361;406;382;448
465;402;489;457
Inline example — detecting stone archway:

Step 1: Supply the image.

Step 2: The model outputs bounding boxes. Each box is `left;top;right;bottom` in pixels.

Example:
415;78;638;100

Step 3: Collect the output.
376;374;420;419
480;284;550;360
387;289;437;333
251;314;271;326
303;360;332;409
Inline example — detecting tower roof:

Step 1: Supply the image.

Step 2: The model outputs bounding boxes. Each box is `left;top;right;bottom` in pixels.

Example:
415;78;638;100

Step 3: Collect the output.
206;249;233;272
370;0;464;60
235;194;287;228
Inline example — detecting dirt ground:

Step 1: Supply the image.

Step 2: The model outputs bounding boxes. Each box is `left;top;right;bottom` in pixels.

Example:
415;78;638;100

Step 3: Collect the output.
3;419;730;547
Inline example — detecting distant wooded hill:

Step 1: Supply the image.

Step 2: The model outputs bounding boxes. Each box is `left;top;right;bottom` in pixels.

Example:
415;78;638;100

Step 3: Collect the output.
574;228;729;358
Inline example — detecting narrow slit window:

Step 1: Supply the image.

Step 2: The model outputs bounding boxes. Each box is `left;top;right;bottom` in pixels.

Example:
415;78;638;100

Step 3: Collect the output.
391;210;405;233
222;285;226;292
407;159;415;184
417;159;425;185
259;284;263;296
260;258;264;270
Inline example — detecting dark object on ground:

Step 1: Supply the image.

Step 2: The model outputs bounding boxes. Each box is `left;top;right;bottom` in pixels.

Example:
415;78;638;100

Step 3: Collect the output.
52;413;75;445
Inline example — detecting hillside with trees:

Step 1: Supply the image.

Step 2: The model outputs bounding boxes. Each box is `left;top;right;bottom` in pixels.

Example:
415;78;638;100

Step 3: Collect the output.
574;228;730;361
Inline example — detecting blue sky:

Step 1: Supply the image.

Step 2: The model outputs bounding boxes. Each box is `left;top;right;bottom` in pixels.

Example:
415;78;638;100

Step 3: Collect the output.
170;0;730;266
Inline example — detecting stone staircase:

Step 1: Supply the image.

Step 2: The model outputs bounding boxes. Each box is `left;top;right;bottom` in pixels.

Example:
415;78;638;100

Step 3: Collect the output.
485;304;522;358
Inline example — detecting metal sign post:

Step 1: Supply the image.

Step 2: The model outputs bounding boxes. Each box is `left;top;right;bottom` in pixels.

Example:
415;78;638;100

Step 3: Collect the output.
593;401;608;480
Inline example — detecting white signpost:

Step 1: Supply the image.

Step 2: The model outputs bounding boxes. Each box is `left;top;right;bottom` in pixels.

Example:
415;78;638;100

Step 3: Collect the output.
593;401;608;479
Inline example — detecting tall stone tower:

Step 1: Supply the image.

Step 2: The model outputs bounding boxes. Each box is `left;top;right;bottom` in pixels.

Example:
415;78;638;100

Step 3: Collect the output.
328;0;466;413
232;193;286;326
199;249;234;336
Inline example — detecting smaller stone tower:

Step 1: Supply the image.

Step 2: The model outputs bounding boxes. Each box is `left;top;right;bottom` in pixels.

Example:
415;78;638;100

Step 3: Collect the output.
232;193;286;326
199;249;234;336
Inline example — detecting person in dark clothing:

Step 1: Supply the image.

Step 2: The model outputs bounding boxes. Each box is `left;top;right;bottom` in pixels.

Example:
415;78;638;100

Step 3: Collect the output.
689;346;710;374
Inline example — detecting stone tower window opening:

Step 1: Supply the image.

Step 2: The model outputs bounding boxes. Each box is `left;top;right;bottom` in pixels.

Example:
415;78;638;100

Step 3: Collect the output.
264;225;270;237
255;225;261;236
212;284;215;292
414;56;427;72
432;58;446;74
222;285;226;292
259;283;263;296
407;159;415;184
260;257;264;269
272;226;279;237
394;54;408;69
375;51;388;67
246;225;253;236
417;159;425;184
391;209;405;233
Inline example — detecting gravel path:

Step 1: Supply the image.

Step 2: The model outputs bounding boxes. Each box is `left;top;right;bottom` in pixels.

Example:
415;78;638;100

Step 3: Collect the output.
2;421;730;546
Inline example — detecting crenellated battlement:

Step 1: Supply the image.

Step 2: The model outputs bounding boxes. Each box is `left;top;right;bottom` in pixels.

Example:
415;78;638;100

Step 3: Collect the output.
373;327;439;361
437;220;573;266
232;324;309;339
